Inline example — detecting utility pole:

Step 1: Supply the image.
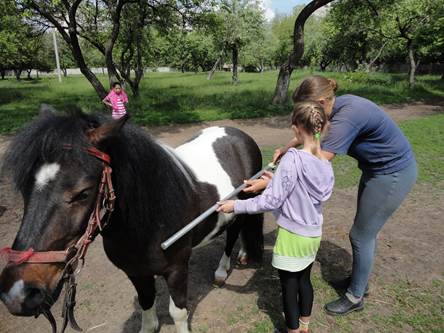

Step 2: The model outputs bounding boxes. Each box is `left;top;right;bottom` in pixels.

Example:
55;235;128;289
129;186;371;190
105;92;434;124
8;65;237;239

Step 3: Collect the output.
52;28;62;82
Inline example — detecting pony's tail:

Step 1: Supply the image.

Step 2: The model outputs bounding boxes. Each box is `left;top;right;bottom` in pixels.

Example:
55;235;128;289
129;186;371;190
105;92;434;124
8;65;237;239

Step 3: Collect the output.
237;212;263;263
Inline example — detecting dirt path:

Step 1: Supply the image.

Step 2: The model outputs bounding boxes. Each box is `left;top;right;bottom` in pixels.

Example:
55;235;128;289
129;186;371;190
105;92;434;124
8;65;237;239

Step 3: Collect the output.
0;102;443;333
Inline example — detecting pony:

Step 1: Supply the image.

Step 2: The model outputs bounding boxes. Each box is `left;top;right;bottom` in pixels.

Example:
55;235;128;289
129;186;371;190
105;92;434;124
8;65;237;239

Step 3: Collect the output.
0;106;264;333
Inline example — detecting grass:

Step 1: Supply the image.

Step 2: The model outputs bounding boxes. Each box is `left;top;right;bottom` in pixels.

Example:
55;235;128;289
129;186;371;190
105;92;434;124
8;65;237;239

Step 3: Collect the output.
261;113;444;189
0;70;444;133
196;260;444;333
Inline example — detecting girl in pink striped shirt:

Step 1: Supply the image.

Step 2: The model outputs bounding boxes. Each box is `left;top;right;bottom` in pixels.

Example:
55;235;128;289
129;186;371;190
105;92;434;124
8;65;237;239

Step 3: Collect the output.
102;82;128;119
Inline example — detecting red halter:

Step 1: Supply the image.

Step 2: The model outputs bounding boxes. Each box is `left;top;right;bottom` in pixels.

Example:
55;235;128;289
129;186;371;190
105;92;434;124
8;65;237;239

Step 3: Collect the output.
0;146;115;266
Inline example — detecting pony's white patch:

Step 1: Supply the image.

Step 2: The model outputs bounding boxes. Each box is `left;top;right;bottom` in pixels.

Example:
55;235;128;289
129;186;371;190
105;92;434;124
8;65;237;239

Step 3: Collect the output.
35;163;60;190
175;127;236;247
3;280;25;311
175;127;233;197
169;297;189;333
215;253;231;282
139;300;159;333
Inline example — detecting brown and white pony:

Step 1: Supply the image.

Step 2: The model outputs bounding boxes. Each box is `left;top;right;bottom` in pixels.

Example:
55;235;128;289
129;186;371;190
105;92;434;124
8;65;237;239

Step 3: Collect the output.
0;107;263;333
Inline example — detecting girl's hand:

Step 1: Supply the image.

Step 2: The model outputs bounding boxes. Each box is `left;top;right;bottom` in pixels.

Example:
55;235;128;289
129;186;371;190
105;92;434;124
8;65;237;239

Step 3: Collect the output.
216;200;235;213
242;171;273;193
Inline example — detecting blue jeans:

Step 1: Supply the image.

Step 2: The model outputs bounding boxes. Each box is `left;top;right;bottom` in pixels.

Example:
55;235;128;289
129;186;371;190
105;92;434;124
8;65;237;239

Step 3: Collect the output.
348;160;417;298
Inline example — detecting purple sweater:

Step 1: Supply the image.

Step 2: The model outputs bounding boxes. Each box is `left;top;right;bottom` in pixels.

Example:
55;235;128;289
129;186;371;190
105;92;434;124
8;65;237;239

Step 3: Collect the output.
234;148;334;237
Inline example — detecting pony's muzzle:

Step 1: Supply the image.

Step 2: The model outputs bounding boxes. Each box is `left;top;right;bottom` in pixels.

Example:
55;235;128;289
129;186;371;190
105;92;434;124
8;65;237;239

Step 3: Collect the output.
0;265;59;316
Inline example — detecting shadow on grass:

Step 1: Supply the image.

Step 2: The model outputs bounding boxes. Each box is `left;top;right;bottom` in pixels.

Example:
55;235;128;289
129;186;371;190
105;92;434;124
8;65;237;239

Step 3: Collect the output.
316;240;353;296
131;86;290;126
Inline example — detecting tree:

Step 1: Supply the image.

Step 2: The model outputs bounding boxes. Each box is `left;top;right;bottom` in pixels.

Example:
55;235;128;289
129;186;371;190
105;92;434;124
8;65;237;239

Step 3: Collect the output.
272;0;333;105
210;0;265;84
20;0;208;98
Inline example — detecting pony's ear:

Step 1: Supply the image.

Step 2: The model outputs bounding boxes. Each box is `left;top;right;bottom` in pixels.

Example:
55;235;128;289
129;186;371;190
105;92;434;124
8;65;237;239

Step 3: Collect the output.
87;114;129;145
39;104;57;117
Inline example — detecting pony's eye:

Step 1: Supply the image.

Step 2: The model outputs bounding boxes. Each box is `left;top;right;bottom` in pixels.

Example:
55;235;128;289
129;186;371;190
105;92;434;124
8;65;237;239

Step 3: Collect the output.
68;188;92;204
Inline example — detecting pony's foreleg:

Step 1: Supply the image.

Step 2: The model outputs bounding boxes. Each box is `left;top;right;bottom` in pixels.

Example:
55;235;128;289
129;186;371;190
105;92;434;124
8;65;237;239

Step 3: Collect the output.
165;269;189;333
214;217;242;285
128;275;159;333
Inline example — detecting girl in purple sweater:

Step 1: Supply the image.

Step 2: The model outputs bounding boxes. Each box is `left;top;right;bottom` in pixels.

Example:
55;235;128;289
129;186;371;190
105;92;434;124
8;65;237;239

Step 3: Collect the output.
218;101;334;333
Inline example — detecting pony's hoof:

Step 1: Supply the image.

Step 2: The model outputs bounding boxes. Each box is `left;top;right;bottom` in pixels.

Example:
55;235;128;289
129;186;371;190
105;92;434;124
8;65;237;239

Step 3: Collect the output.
237;255;248;265
213;277;226;287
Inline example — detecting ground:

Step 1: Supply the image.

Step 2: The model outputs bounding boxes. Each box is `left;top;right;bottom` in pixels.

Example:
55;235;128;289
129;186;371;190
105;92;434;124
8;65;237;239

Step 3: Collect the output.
0;102;443;333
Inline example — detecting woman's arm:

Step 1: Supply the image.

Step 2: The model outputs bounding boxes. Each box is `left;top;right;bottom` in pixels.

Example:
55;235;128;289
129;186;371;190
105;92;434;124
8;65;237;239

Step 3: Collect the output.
321;150;336;161
273;137;302;164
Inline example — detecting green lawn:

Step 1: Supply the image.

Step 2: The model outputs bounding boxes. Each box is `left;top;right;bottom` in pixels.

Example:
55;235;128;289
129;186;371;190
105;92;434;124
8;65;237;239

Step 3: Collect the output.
0;70;443;133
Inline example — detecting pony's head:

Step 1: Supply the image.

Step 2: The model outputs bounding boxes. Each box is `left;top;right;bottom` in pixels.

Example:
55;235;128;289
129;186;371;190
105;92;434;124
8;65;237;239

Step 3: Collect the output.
0;106;127;316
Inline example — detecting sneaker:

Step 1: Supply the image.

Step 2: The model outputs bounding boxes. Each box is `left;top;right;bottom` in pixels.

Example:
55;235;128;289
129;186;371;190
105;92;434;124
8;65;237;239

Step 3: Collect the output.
324;295;364;316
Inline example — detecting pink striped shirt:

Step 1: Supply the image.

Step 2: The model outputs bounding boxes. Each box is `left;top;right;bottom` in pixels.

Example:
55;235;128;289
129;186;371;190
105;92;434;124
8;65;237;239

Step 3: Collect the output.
104;89;128;119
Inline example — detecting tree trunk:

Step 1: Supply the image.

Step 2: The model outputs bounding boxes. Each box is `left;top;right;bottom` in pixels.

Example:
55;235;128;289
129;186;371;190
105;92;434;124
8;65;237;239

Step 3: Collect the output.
207;50;224;80
319;59;329;71
14;69;22;80
1;70;5;80
62;68;67;77
105;50;122;85
25;0;108;100
441;72;444;81
232;46;238;85
367;41;388;72
36;70;39;79
27;69;32;79
272;62;294;104
272;0;334;104
408;40;416;88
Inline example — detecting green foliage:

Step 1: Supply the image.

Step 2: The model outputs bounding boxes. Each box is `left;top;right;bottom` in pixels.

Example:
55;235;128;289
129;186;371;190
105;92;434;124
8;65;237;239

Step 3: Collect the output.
0;0;50;76
319;0;444;73
269;5;326;68
0;70;443;134
400;113;444;184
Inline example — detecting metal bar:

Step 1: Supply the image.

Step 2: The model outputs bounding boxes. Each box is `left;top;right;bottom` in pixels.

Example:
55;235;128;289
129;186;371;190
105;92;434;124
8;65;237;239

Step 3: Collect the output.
161;163;275;250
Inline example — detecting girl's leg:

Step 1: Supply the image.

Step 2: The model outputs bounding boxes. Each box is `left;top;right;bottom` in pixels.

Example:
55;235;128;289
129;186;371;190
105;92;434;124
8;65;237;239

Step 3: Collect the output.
278;269;301;332
298;264;313;332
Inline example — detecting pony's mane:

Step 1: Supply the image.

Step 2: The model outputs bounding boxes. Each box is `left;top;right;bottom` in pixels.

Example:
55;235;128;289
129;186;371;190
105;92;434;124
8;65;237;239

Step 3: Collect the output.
2;109;197;240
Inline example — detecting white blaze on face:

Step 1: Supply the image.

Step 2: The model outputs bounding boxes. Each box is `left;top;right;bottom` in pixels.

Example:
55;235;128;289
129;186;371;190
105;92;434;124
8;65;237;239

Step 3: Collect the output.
35;163;60;190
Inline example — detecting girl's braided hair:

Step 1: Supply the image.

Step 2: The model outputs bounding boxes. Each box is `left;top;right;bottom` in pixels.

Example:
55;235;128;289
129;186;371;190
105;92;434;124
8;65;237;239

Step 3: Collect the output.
292;101;327;139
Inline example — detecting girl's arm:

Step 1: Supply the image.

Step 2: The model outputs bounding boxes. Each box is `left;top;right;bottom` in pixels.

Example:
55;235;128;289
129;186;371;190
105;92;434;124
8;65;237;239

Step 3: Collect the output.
218;152;296;214
102;97;113;108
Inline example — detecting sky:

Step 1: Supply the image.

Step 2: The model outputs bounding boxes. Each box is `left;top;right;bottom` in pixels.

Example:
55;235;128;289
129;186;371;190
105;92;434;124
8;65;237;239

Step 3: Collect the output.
259;0;311;21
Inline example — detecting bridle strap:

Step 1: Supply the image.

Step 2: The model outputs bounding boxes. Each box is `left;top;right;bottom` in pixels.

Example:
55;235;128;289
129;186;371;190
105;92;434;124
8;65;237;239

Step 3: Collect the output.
0;145;116;333
0;247;68;264
0;145;114;266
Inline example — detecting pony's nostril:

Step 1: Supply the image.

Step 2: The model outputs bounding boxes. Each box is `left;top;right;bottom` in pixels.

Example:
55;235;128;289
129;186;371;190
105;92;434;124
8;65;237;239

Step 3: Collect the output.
23;286;45;309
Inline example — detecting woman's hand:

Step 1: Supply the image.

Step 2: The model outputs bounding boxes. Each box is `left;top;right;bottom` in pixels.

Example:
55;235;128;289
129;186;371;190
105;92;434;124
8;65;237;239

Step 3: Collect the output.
242;171;273;193
273;148;284;164
216;200;235;213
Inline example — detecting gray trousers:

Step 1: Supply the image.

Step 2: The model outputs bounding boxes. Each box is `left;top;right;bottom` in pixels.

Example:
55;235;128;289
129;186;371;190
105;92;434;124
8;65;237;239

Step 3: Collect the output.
348;159;417;298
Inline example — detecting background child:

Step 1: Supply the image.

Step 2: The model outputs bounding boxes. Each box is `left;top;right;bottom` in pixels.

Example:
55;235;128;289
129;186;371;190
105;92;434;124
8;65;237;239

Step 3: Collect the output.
217;101;334;333
102;82;128;119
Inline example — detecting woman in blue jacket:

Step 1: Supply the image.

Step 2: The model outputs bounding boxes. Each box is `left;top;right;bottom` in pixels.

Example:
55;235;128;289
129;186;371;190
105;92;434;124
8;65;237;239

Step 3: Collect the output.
246;75;417;315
